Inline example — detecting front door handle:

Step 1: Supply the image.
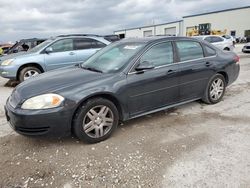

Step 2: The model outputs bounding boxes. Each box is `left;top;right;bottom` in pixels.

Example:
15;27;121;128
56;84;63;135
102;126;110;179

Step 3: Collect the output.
205;62;212;67
69;52;75;55
166;69;176;75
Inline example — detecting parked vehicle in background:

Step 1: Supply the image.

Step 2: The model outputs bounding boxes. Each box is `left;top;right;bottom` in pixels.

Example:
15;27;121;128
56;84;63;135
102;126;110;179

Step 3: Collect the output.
222;35;236;45
103;35;120;42
5;36;240;143
0;35;111;82
5;38;46;55
193;35;234;51
242;43;250;53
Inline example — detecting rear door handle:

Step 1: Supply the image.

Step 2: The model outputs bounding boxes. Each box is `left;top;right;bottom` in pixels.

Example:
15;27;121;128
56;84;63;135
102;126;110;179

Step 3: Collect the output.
69;52;75;55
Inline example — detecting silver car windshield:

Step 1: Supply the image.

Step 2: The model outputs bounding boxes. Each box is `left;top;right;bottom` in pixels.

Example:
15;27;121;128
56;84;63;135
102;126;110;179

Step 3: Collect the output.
81;42;145;73
28;39;53;53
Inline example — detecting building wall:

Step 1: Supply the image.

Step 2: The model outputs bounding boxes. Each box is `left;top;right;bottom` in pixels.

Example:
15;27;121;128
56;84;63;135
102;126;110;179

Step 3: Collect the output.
114;22;182;38
114;7;250;38
183;7;250;37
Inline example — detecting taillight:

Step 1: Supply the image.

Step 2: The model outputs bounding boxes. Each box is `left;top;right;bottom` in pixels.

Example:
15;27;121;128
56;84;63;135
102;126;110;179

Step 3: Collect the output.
234;55;240;63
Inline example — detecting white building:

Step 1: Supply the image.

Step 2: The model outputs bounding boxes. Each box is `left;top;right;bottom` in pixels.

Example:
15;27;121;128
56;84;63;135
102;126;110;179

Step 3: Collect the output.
114;6;250;38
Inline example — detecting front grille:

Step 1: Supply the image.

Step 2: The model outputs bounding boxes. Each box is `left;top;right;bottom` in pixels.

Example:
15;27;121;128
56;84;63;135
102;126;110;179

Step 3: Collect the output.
246;46;250;49
16;126;50;135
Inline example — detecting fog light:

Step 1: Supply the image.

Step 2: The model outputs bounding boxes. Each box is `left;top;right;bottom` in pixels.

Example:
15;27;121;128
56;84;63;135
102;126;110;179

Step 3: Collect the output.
1;71;9;75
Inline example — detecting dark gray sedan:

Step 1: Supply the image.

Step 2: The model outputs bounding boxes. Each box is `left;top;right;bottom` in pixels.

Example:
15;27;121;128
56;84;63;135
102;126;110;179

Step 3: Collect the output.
5;36;240;143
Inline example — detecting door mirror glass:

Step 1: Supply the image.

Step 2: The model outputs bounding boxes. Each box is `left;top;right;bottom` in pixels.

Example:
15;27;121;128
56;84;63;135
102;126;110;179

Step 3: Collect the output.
45;47;53;53
135;61;155;71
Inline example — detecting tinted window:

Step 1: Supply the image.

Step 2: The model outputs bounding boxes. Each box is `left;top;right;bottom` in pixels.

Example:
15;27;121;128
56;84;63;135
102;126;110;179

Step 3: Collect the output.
74;38;92;50
50;39;73;52
204;37;213;43
211;36;223;43
222;35;231;39
74;38;106;50
204;45;216;56
141;42;173;67
95;41;106;48
176;41;204;61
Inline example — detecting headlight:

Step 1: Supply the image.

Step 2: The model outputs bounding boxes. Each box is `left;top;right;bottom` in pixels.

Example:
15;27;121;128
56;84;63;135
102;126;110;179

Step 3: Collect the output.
21;94;64;110
1;59;14;66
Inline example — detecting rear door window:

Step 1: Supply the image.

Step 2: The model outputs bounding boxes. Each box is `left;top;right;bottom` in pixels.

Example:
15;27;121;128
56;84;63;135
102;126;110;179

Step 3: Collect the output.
211;36;224;43
94;41;107;48
74;38;106;50
204;37;213;43
176;41;204;62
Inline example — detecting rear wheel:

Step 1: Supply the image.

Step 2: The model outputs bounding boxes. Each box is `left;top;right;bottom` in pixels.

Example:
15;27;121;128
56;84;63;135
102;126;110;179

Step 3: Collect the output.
73;98;119;143
19;66;41;82
202;74;226;104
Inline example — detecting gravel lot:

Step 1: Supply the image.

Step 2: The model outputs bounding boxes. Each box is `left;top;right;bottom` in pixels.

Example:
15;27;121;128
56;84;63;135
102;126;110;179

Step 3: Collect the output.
0;47;250;187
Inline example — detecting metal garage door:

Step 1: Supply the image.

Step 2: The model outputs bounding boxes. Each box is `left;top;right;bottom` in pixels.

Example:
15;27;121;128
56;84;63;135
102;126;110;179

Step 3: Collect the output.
143;30;153;37
165;27;176;36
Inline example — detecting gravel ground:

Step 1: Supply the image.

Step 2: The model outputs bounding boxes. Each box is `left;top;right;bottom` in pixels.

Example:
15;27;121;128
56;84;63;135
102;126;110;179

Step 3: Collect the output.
0;53;250;187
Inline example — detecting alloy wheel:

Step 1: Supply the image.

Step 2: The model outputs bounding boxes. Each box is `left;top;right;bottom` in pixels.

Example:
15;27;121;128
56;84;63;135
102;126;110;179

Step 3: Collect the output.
209;78;224;101
82;105;114;138
23;70;40;80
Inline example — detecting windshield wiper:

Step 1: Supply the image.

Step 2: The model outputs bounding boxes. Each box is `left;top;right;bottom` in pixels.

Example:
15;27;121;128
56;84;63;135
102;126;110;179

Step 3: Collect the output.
81;65;103;73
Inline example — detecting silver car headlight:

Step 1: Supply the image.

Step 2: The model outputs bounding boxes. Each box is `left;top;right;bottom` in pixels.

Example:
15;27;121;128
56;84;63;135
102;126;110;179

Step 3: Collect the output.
21;94;64;110
1;59;14;66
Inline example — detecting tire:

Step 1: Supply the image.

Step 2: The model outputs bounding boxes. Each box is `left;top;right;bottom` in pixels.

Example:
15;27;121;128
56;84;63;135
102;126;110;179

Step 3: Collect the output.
19;66;41;82
223;47;230;51
73;98;119;143
202;74;226;104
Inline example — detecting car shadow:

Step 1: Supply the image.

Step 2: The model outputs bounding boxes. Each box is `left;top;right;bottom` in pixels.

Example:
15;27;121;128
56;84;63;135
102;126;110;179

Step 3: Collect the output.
4;80;19;87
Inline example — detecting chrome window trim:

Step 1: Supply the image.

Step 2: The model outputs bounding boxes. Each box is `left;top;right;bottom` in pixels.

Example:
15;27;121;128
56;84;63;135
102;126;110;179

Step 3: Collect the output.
127;41;175;75
127;39;218;75
128;51;217;75
176;55;217;65
128;55;217;75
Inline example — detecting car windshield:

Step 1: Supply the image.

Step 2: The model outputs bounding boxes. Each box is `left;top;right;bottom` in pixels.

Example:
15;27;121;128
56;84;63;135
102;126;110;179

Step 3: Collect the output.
28;39;53;53
81;42;145;73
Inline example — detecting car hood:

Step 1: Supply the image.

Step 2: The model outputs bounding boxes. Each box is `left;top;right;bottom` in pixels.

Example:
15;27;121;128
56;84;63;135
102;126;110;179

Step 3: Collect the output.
0;51;32;63
15;67;113;99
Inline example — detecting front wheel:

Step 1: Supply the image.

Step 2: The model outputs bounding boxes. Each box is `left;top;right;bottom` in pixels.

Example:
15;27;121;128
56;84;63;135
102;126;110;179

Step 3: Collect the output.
19;66;41;82
73;98;119;143
202;74;226;104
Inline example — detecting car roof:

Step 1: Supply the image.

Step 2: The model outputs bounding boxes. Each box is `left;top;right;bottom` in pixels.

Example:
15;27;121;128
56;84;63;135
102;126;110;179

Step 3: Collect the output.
55;35;111;44
193;35;223;38
120;36;199;44
19;38;47;42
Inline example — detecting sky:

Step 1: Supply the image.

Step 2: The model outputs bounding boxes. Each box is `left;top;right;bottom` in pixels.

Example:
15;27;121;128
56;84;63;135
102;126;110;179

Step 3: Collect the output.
0;0;249;43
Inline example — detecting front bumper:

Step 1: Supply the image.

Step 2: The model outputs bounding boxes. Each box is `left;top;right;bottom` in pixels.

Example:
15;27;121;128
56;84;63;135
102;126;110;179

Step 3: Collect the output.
0;65;17;79
4;101;73;137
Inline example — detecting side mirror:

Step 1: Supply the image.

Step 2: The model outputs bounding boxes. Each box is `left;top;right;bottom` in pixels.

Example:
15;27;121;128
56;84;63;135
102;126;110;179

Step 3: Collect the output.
135;61;155;71
45;47;53;54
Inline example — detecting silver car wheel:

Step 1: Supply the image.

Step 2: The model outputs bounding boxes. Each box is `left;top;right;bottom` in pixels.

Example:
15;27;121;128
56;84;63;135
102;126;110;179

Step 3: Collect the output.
209;78;224;100
23;70;40;80
83;105;114;138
